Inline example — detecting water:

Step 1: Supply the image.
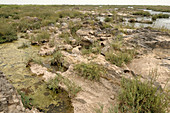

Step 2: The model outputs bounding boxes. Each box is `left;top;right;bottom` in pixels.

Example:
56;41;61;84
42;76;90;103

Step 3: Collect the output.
0;38;73;112
143;9;170;15
123;9;170;30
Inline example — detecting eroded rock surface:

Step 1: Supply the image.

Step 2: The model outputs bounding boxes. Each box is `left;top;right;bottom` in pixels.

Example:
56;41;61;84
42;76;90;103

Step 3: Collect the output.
0;71;41;113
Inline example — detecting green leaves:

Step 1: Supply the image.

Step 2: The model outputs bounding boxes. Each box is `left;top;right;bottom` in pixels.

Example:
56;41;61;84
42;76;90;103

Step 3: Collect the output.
118;78;169;113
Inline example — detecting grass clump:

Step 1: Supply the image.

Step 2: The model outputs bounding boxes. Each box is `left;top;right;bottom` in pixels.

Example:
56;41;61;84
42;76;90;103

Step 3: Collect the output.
0;22;17;43
50;51;67;72
59;32;71;44
118;78;169;113
47;74;81;98
74;62;107;81
152;14;170;21
30;31;50;44
133;11;151;16
105;51;133;67
81;41;102;55
104;17;112;22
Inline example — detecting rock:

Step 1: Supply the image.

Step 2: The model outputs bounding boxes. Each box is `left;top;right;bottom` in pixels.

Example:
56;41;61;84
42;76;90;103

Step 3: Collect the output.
101;46;110;56
76;29;90;36
59;44;73;51
39;44;56;56
30;63;56;81
72;46;82;55
0;72;41;113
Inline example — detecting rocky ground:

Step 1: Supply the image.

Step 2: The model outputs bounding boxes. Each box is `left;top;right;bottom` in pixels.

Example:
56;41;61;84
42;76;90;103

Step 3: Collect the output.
0;71;41;113
28;26;170;112
0;6;170;113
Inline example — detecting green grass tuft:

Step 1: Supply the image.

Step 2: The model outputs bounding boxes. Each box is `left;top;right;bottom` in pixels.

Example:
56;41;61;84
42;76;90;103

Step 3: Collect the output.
74;62;107;81
118;78;169;113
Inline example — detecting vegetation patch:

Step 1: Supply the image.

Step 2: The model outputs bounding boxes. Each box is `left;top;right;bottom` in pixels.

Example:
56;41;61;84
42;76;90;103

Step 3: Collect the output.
118;78;169;113
152;14;170;21
18;91;33;109
47;74;81;98
133;11;151;16
59;32;71;44
74;62;107;81
30;31;50;44
105;51;133;67
0;22;17;43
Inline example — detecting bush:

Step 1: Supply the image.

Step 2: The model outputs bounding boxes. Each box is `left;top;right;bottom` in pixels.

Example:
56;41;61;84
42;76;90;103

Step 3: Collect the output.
0;22;17;43
74;62;107;81
133;11;151;16
50;51;65;71
118;78;169;113
59;32;71;44
104;17;112;22
17;17;41;32
47;74;81;98
152;14;169;21
105;52;132;67
81;41;102;55
56;10;83;18
31;31;50;44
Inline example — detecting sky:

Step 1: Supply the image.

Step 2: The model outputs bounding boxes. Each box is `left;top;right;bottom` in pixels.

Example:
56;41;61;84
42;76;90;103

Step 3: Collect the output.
0;0;170;5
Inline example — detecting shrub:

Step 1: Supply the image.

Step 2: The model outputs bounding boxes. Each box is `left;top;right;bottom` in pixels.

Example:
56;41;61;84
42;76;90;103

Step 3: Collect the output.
31;31;50;44
74;62;107;81
17;18;41;32
152;14;169;21
118;78;169;113
59;32;71;44
47;75;61;92
0;22;17;43
133;11;151;16
56;10;83;18
105;52;132;67
104;17;112;22
63;78;82;97
47;74;81;98
81;42;102;55
50;51;65;71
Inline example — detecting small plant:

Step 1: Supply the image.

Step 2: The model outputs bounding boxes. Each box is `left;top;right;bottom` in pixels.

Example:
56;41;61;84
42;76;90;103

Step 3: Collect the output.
104;17;112;22
50;51;65;71
18;91;33;109
47;75;61;92
63;78;82;98
74;62;107;81
81;41;101;55
47;74;81;98
105;50;134;67
49;38;55;47
59;32;71;44
94;104;104;113
118;78;169;113
30;31;50;44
